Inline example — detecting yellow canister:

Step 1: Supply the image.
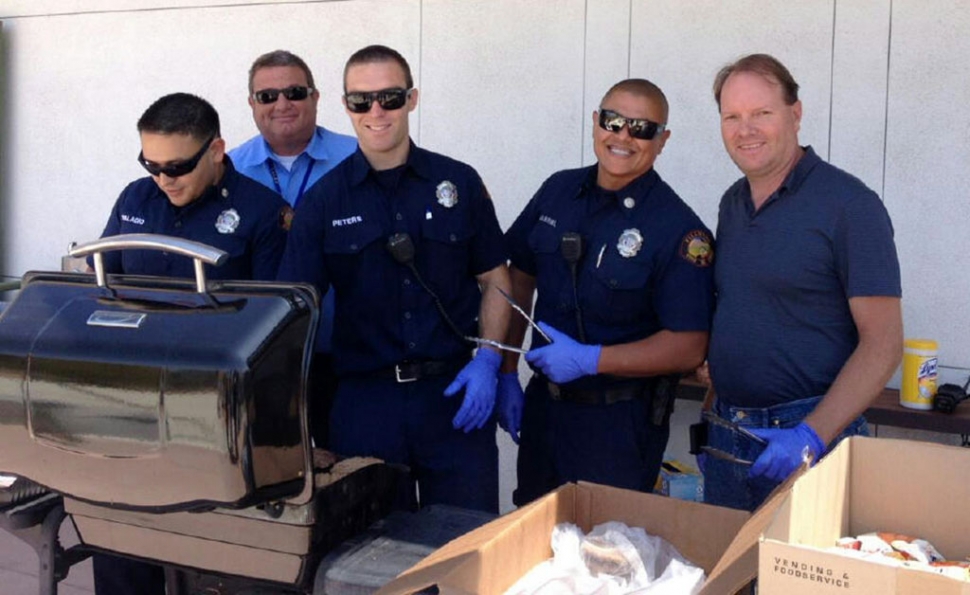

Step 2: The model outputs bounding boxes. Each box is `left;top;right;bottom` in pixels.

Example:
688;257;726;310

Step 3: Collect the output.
900;339;938;410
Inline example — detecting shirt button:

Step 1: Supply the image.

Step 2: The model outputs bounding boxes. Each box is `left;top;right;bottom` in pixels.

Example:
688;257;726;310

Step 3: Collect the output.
174;221;182;228
403;278;411;286
610;279;618;287
350;243;358;250
396;213;403;221
404;311;412;320
408;342;416;349
449;233;457;242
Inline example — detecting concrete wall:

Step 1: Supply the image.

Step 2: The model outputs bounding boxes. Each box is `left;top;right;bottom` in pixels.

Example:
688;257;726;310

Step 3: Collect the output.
2;0;970;512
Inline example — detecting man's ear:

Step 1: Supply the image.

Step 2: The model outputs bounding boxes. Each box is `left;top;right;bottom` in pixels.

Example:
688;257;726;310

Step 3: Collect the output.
210;137;227;162
408;88;420;112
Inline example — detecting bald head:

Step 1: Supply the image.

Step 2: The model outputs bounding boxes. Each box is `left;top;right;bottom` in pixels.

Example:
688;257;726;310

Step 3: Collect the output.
601;78;669;123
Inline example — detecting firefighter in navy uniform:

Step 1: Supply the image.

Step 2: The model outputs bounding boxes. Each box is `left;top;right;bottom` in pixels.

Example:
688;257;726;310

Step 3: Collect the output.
90;93;289;595
500;79;715;506
278;46;511;513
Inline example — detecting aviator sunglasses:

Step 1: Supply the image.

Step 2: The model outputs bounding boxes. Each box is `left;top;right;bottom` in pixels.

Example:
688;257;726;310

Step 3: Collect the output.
344;88;412;113
138;135;215;178
598;109;666;140
251;85;314;105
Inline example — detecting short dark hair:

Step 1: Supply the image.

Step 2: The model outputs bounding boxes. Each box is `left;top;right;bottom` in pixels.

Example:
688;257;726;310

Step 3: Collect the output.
601;78;669;123
136;93;220;141
248;50;315;94
343;45;413;92
713;53;799;109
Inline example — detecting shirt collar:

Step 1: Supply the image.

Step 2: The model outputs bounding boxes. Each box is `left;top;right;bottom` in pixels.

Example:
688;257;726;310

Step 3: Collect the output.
782;145;821;194
302;126;334;162
580;166;659;215
244;126;329;166
733;145;821;214
349;139;426;186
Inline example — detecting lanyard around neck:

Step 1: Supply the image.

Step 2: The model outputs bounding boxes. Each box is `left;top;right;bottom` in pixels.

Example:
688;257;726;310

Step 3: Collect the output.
267;158;316;206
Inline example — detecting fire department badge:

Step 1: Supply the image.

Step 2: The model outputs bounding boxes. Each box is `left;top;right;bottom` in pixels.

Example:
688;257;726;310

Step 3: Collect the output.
680;230;714;267
215;208;240;234
617;228;643;258
436;180;458;208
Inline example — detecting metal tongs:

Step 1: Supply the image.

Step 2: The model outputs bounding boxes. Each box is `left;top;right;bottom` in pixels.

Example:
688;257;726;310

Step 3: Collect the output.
699;411;768;466
495;286;552;344
463;286;553;354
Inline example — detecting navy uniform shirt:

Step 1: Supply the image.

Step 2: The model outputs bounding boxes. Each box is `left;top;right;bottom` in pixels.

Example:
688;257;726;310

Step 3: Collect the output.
506;166;715;389
97;156;289;281
709;147;901;408
278;144;506;376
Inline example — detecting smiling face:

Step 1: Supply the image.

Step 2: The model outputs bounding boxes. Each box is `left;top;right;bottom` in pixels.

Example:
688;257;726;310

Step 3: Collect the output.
718;70;802;188
248;65;319;156
140;132;224;207
343;60;417;170
592;90;670;191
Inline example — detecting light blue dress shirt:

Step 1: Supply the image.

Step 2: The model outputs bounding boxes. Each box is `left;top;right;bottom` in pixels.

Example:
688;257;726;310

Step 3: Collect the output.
230;126;357;353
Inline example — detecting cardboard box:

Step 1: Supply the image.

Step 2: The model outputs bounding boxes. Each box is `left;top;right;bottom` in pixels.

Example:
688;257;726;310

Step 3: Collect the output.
376;481;759;595
759;437;970;594
658;459;705;502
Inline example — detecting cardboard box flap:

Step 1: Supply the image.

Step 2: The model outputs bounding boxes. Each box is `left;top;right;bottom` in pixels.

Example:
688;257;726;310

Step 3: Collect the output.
701;464;805;594
373;551;478;595
376;486;570;595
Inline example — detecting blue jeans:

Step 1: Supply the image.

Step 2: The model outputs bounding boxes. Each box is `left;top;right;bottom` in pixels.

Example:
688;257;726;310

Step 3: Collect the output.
702;396;868;512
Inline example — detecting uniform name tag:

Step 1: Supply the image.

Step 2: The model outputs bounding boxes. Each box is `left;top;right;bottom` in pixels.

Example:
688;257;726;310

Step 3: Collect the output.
121;214;146;225
332;215;364;227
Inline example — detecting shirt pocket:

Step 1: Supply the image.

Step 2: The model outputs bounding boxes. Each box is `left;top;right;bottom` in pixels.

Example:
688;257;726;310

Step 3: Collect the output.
527;225;572;314
587;245;654;324
420;214;474;297
322;220;386;301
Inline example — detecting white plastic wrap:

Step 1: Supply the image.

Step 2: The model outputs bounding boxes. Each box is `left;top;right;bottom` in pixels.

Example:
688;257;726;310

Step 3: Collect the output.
504;522;705;595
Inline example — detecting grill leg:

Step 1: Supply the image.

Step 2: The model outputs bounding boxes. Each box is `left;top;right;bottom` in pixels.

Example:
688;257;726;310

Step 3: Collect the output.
0;499;91;595
36;504;65;595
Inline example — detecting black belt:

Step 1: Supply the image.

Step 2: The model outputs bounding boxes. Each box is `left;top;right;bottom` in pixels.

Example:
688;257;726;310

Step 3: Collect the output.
373;359;468;383
547;380;651;405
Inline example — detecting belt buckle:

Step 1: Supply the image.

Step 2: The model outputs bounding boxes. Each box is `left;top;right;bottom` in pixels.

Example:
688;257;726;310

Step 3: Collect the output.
395;364;418;383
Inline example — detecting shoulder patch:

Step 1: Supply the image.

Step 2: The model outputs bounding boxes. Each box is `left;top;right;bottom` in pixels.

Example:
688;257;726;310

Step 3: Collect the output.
279;205;295;231
680;230;713;267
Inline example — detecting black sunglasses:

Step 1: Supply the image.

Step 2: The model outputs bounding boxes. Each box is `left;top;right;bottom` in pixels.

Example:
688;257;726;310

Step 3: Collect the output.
344;88;412;114
252;85;314;105
598;109;666;140
138;136;215;178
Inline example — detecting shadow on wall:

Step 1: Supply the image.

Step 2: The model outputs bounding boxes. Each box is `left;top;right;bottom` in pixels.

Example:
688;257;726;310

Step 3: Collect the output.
0;21;10;289
0;22;20;303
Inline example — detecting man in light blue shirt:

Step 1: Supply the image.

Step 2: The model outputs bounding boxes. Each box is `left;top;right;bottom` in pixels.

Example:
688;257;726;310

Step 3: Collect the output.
230;50;356;207
230;50;356;448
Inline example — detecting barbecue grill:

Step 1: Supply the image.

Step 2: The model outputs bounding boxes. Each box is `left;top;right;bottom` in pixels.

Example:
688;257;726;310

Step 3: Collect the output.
0;235;405;594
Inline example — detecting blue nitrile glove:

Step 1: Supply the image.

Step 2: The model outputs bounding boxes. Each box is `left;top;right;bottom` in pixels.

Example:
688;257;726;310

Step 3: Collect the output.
444;348;501;433
496;372;524;444
524;322;601;384
747;422;826;482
